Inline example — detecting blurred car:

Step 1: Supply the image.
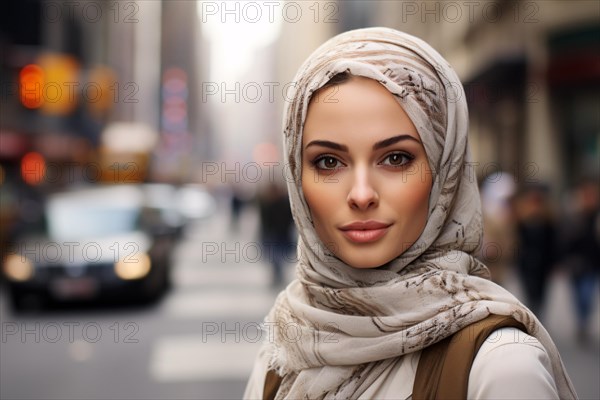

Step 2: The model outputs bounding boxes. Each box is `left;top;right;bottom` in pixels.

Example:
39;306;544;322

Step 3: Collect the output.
2;184;186;310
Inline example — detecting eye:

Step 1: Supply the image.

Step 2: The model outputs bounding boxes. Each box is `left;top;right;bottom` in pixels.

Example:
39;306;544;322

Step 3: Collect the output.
381;152;413;167
313;155;343;170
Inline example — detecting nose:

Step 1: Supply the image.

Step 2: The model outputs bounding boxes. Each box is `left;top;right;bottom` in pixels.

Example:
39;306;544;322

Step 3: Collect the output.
347;167;379;210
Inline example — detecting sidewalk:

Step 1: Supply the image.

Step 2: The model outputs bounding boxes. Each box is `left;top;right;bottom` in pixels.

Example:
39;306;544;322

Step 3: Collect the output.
503;268;599;399
197;200;600;398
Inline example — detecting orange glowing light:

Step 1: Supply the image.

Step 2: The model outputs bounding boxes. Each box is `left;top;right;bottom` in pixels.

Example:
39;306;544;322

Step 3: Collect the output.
38;53;80;116
19;64;45;109
21;152;46;185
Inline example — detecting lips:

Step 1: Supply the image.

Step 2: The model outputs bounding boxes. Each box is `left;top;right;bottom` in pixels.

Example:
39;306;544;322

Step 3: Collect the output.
338;220;392;243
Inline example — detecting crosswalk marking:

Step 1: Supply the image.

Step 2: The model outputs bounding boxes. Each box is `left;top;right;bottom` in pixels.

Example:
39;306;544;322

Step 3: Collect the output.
172;261;272;289
160;289;276;319
149;209;282;384
150;335;262;382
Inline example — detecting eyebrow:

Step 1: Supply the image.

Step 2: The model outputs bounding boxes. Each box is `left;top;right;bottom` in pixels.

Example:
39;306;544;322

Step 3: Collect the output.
305;134;420;152
373;134;421;150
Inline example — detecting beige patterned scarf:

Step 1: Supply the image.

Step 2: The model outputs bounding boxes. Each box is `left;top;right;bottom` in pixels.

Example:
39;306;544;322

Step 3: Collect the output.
264;27;576;399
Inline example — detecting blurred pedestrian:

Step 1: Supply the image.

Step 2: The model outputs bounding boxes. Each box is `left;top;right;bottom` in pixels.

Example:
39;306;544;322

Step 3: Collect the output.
257;182;294;288
514;183;557;318
563;178;600;344
479;171;517;286
229;184;245;232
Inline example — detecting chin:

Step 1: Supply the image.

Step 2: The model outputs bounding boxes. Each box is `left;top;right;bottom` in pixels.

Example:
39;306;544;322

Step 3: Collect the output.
339;251;394;269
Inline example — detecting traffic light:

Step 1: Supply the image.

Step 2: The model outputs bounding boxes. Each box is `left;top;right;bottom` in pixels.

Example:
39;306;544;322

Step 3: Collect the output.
19;64;45;109
20;152;46;186
18;53;80;115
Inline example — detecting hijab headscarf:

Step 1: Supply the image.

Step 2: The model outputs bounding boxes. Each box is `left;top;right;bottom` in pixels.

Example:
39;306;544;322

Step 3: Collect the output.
263;27;576;399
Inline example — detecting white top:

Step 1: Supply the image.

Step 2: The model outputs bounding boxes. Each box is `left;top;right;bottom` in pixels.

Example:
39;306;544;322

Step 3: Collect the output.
243;327;560;399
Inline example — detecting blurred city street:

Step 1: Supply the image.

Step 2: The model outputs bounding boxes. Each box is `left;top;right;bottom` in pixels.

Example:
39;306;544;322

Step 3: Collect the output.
1;1;598;399
1;201;599;400
1;200;286;400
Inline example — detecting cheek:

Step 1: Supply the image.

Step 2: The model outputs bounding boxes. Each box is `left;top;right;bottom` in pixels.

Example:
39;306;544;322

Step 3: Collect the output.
388;176;431;230
301;168;324;222
301;169;340;239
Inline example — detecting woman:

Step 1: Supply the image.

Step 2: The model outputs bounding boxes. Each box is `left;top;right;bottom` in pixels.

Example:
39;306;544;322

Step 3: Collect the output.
244;27;576;399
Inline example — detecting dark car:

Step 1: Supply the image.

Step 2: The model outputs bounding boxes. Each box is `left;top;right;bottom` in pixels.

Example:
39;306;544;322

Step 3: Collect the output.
2;184;185;310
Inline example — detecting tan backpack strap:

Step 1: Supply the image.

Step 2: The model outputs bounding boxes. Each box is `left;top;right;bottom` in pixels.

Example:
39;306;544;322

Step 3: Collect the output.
263;369;283;400
413;314;526;400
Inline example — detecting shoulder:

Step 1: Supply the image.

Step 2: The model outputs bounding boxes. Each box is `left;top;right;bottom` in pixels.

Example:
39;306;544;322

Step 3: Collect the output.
243;344;270;400
468;327;559;399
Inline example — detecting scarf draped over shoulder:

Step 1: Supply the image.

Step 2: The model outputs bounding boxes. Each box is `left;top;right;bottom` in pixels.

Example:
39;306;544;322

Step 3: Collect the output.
260;27;576;399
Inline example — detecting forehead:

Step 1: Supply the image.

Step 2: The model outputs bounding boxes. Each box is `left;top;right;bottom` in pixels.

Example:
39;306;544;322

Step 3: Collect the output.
302;76;420;145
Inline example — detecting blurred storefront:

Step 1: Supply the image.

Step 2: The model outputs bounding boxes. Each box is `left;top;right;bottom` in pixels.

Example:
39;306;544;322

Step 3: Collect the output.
0;0;212;188
1;1;167;255
2;0;597;202
349;0;598;193
547;25;600;183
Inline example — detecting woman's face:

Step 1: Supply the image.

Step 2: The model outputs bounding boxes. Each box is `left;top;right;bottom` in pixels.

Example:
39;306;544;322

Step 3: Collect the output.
301;76;432;269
